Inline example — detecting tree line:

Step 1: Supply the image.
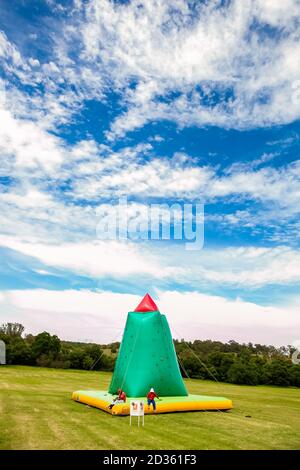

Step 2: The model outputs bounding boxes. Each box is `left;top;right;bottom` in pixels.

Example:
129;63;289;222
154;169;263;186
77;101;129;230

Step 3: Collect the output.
1;323;299;387
0;323;115;371
175;339;300;387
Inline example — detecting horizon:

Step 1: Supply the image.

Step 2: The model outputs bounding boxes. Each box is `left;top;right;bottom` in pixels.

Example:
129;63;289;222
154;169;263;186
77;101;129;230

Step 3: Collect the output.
3;319;295;349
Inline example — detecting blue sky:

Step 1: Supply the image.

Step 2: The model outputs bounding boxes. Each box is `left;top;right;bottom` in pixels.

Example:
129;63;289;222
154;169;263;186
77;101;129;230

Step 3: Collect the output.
0;0;300;345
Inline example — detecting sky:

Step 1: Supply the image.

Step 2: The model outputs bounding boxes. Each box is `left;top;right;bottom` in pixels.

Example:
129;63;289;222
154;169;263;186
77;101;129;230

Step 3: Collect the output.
0;0;300;345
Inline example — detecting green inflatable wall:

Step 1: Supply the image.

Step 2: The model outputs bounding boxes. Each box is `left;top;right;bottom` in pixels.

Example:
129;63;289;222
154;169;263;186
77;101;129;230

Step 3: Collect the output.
109;309;188;397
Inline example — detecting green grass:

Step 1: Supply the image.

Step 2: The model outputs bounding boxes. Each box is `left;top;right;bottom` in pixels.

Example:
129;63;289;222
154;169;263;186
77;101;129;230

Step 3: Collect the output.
0;365;299;450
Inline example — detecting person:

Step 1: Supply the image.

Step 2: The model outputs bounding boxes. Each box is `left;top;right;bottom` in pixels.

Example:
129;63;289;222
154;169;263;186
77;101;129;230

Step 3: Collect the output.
147;387;159;411
108;388;126;410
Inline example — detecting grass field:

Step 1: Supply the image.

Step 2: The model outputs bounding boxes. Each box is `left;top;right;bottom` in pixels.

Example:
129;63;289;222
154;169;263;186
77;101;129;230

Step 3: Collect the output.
0;365;299;450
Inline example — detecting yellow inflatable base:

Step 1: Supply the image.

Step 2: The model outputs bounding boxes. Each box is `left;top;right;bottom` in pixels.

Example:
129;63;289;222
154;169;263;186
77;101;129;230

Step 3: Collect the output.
72;390;232;415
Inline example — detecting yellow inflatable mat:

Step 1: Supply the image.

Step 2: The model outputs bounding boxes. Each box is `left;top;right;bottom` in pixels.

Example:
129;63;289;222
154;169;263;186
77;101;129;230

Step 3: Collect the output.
72;390;233;415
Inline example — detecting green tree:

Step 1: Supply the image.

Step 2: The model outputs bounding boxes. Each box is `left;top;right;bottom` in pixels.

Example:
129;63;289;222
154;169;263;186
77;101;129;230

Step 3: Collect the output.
0;323;25;337
86;344;102;362
31;332;61;360
101;354;115;371
289;365;300;387
69;349;88;369
227;360;259;385
262;359;290;386
6;337;32;365
207;352;235;381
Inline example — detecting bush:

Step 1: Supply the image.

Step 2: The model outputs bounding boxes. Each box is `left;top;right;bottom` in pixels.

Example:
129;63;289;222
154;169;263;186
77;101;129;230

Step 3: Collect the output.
289;365;300;387
69;350;88;369
263;360;291;386
6;337;33;365
208;352;235;381
227;361;260;385
31;332;61;360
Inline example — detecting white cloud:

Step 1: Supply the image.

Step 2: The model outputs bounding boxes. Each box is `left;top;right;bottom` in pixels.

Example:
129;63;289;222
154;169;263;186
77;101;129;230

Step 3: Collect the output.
2;1;300;139
0;28;102;134
1;235;300;288
48;140;300;211
0;289;133;343
0;31;26;70
254;0;299;28
0;237;174;279
209;162;300;208
0;182;100;242
71;153;213;199
66;0;300;137
1;288;299;345
0;189;53;209
180;246;300;287
0;127;299;249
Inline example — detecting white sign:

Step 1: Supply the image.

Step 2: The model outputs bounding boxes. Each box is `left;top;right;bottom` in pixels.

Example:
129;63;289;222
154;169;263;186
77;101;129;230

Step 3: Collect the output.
130;400;144;426
130;400;144;416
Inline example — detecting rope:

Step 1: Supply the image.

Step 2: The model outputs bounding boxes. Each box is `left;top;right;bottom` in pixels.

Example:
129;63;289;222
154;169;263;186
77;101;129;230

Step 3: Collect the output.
171;325;220;383
158;314;174;398
90;350;105;371
90;329;123;370
176;351;192;381
170;325;225;414
183;342;220;383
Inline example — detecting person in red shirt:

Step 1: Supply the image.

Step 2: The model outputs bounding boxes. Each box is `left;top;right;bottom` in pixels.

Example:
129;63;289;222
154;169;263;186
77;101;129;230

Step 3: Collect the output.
108;388;126;410
147;387;159;411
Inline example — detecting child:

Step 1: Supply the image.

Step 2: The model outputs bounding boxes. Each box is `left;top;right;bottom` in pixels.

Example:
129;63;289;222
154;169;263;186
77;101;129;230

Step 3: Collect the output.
147;387;159;411
108;388;126;410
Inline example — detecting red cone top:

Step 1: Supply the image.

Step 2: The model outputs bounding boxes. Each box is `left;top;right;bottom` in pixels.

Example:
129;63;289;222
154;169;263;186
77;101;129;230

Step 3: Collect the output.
134;293;158;312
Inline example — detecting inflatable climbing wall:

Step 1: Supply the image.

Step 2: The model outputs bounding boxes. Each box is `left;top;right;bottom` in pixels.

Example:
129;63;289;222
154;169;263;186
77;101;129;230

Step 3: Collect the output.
109;294;188;397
